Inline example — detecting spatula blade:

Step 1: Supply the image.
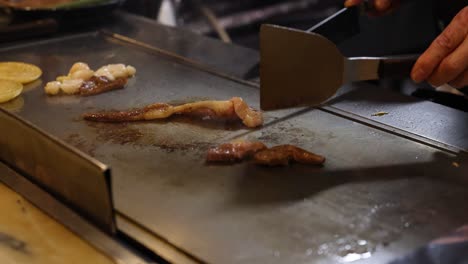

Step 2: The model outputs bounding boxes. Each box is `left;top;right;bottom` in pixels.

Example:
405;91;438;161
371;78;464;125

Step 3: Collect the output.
260;24;344;111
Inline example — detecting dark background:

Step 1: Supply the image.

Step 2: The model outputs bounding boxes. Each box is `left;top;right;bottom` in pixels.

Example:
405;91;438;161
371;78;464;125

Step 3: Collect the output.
122;0;441;55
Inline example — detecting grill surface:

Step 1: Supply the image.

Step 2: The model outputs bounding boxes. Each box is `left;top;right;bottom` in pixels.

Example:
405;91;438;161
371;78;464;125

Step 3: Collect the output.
1;28;468;264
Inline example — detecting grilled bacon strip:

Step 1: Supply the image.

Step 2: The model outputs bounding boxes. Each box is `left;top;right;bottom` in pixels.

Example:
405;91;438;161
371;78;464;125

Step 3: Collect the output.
206;141;268;162
253;145;325;166
206;142;325;166
83;97;264;128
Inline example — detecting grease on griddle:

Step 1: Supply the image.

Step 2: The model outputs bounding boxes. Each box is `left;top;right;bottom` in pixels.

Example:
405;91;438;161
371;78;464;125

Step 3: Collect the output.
65;133;97;157
257;123;314;145
153;140;212;153
85;121;212;154
87;122;144;146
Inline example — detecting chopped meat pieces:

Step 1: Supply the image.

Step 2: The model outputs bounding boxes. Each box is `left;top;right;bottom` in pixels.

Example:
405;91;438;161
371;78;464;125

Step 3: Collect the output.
44;62;136;96
83;97;264;128
206;141;267;162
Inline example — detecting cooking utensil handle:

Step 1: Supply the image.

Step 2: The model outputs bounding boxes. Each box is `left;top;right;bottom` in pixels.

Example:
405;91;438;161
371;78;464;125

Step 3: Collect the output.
378;56;419;79
345;55;419;82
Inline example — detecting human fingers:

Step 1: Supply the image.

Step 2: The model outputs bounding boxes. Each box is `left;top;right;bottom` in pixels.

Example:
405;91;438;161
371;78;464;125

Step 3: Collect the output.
449;69;468;89
411;7;468;83
427;35;468;87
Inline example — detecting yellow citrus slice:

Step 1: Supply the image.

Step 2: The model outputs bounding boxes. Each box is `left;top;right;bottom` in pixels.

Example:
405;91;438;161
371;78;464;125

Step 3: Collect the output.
0;62;42;84
0;79;23;103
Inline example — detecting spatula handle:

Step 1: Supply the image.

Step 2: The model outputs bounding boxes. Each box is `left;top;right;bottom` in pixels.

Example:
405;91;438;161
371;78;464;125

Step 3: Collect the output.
345;55;419;82
378;56;419;79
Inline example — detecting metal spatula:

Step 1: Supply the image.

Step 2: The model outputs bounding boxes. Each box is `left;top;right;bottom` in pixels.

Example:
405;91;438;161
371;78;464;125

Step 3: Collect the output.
259;24;418;111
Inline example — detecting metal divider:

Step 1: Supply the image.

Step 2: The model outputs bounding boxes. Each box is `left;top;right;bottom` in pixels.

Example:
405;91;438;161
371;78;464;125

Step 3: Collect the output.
0;108;115;234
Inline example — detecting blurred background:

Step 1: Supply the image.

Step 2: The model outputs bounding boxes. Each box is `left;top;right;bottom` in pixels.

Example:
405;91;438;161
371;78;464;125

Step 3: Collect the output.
1;0;466;110
122;0;345;49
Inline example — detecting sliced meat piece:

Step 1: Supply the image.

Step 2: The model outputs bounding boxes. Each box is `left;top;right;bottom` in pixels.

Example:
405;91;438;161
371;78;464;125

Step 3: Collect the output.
254;145;325;166
80;76;127;96
207;141;268;162
83;108;145;122
83;97;264;128
253;148;290;166
83;103;174;122
84;100;234;122
231;97;264;128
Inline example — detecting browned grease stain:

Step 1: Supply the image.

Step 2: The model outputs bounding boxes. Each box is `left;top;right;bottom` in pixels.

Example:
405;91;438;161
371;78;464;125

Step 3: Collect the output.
65;134;97;157
258;123;315;145
93;123;143;145
83;122;213;154
149;140;212;154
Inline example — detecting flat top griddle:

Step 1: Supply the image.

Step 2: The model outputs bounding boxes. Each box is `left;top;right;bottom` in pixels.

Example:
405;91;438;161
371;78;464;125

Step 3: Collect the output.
1;29;468;264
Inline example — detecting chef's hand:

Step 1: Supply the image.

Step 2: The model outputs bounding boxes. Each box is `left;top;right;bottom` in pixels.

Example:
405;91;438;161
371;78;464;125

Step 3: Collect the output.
344;1;468;88
412;7;468;88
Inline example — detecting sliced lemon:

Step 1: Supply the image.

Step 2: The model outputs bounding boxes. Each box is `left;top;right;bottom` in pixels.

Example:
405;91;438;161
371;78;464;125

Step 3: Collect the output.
0;80;23;103
0;62;42;84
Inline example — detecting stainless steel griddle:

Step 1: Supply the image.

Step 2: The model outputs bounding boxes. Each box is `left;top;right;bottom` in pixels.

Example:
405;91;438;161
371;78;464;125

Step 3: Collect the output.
1;12;468;264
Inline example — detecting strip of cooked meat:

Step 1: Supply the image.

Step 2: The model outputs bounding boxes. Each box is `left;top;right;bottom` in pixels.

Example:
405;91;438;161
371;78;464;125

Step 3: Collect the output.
83;97;264;128
84;100;234;121
206;141;268;162
80;76;127;96
231;97;264;128
206;142;325;166
254;145;325;166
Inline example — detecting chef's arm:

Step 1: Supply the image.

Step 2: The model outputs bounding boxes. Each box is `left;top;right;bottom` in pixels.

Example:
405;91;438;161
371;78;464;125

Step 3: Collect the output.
344;0;468;88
